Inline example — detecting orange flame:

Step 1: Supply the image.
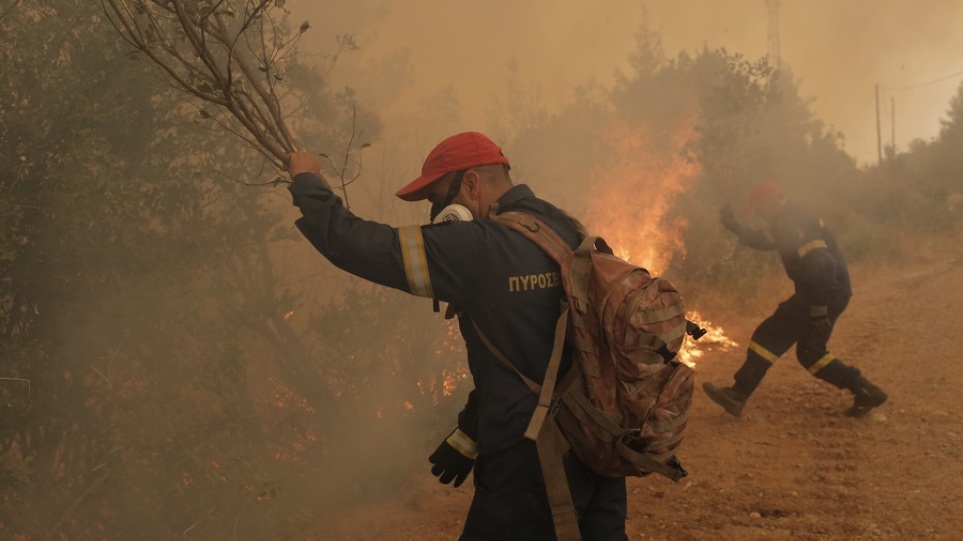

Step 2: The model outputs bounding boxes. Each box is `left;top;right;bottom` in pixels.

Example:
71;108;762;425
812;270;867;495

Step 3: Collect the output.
580;118;738;369
417;317;470;405
677;310;739;369
581;119;701;274
441;368;467;397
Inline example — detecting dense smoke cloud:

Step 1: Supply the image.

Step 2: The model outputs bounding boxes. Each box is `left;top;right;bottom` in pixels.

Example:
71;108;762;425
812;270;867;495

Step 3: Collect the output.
7;2;962;539
294;0;963;165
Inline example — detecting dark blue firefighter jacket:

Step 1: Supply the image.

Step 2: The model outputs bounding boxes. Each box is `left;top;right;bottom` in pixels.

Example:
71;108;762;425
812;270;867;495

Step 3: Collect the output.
289;173;579;453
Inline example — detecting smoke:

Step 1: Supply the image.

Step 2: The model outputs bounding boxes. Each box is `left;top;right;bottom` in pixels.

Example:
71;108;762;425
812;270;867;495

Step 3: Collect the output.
273;0;963;525
293;0;963;165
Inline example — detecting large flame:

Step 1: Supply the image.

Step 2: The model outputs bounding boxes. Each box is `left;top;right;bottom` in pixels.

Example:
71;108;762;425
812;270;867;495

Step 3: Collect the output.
580;119;738;368
410;119;730;409
581;119;700;274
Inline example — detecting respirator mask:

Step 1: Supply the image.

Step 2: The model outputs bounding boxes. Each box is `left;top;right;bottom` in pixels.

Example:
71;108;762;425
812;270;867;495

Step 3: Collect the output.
432;204;473;224
428;170;472;316
429;170;472;224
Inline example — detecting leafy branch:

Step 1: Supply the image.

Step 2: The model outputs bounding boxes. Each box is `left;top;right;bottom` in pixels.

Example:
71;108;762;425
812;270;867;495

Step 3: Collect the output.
205;104;370;211
100;0;309;169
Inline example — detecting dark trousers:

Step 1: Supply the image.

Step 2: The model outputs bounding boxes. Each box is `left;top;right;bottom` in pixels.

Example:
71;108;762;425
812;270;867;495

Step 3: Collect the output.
733;292;861;396
459;439;628;541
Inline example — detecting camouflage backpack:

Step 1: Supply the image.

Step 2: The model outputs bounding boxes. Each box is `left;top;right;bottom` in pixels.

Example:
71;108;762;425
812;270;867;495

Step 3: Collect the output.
476;210;696;541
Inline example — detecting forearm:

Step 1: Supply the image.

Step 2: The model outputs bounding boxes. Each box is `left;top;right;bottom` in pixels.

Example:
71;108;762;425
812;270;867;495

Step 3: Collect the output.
456;390;480;440
289;172;343;230
730;224;777;251
289;172;410;291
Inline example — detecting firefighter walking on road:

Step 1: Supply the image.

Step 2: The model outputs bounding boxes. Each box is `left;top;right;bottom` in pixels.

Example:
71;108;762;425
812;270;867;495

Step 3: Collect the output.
703;181;888;418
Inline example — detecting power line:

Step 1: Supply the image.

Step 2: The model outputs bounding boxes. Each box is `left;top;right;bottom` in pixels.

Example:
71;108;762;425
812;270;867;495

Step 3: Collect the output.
873;67;962;163
880;69;963;91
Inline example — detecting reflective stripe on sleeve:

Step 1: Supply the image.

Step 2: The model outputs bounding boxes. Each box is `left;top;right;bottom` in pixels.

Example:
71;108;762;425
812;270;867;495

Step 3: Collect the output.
808;353;836;375
446;428;478;459
748;340;779;364
398;225;435;299
797;239;828;258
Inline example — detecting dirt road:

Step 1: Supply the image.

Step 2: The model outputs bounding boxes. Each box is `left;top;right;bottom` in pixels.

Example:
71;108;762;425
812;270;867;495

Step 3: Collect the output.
318;252;963;541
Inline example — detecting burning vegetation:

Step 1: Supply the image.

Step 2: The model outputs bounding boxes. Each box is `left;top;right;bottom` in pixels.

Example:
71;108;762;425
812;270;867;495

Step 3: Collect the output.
3;1;963;540
582;118;701;274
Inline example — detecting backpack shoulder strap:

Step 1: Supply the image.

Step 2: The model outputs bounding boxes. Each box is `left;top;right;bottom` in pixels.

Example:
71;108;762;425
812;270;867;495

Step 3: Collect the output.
491;211;572;265
469;315;582;541
481;210;585;541
469;319;542;395
492;210;592;311
469;307;569;440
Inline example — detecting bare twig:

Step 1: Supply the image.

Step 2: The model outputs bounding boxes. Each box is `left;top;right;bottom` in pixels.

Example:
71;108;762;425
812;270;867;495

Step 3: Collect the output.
45;473;110;541
318;105;369;210
100;0;301;168
100;0;372;202
183;505;216;535
212;167;290;187
232;495;253;541
91;365;113;389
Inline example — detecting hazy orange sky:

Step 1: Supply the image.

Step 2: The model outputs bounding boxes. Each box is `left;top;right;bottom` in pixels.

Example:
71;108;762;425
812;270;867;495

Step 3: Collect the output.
294;0;963;166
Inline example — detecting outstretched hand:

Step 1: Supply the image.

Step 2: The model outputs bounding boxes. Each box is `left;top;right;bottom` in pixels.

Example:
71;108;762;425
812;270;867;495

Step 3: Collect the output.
287;150;322;179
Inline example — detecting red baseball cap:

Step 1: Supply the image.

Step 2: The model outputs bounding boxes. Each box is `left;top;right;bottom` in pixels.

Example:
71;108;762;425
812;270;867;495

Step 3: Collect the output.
743;181;784;214
395;131;511;201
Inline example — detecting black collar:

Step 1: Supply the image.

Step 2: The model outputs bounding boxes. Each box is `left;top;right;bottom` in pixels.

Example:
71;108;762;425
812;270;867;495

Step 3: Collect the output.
494;184;535;211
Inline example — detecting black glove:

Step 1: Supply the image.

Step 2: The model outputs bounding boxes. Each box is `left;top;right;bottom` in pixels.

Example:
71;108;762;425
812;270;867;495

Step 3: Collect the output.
810;305;832;333
428;428;476;488
720;203;739;233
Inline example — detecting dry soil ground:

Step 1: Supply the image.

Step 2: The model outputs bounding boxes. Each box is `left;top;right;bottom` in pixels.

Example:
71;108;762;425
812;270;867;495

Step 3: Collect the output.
317;246;963;541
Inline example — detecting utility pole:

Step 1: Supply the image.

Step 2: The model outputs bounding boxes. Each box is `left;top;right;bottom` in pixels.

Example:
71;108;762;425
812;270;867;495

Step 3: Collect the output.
766;0;781;70
891;97;895;152
875;84;882;164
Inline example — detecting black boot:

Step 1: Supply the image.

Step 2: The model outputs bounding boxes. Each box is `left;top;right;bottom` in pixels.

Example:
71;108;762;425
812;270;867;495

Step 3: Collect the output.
845;376;888;417
703;382;749;417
